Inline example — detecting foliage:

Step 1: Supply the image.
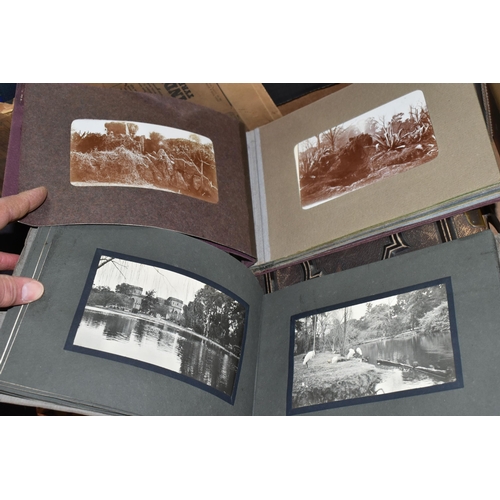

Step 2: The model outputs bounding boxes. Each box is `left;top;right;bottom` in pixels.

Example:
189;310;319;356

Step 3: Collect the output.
71;130;142;154
294;318;308;354
70;131;218;202
184;285;245;355
127;123;139;137
419;302;451;334
88;286;132;309
71;131;106;153
146;131;164;153
372;114;406;151
296;102;438;208
115;283;137;295
295;284;450;355
140;290;158;315
152;302;170;318
295;308;356;356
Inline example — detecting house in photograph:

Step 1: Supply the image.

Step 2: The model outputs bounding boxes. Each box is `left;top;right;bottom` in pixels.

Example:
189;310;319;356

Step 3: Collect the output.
165;297;183;323
129;286;144;313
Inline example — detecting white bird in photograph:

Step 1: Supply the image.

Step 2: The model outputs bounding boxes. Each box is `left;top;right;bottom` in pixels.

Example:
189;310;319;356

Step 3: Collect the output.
303;350;316;368
346;348;355;359
356;347;363;356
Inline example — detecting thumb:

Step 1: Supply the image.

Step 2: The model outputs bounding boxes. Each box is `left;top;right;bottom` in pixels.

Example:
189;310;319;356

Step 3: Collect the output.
0;275;44;308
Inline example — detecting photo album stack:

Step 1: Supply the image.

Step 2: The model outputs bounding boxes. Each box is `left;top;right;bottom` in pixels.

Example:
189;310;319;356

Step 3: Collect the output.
1;83;500;415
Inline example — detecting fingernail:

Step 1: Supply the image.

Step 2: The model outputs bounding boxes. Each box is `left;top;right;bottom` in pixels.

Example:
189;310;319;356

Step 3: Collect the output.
21;281;44;303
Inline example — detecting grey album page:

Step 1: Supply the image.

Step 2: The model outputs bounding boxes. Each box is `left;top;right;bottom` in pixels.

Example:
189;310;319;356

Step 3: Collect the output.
0;225;264;415
254;231;500;415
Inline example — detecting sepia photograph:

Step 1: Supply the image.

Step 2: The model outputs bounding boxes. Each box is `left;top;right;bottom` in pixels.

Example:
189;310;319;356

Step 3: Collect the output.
67;250;247;401
70;119;218;203
295;90;439;209
288;280;461;414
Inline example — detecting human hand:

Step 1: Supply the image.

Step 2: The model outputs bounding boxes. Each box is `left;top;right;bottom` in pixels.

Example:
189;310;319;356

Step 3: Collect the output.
0;187;48;308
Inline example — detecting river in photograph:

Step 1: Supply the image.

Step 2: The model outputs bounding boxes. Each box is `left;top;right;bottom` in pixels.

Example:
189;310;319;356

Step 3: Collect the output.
360;331;457;393
73;308;239;396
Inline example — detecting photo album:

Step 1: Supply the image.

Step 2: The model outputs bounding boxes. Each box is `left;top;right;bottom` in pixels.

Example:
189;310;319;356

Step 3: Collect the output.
1;225;500;415
1;83;500;415
4;83;500;269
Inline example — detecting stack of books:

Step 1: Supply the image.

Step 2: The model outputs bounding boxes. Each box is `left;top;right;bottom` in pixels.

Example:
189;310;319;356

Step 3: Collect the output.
1;83;499;415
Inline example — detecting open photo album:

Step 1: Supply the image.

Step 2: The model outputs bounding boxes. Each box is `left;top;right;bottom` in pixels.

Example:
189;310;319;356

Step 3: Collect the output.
0;226;499;415
4;83;500;270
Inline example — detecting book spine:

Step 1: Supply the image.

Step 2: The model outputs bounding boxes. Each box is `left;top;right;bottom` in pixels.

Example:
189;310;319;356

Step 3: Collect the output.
2;84;26;197
246;128;271;264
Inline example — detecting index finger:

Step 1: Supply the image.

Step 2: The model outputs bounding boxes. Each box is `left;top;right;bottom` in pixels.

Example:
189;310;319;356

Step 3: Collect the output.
0;187;48;228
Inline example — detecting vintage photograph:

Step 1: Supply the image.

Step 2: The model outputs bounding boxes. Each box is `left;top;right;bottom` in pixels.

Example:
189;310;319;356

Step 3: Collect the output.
289;280;461;414
67;250;247;401
295;90;439;209
70;119;218;203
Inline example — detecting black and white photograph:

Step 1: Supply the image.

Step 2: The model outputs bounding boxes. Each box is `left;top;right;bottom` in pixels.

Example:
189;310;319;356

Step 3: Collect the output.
66;250;247;401
295;90;439;209
288;280;461;414
70;119;218;203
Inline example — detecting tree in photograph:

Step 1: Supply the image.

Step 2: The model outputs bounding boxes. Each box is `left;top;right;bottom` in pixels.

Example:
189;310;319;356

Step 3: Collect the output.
188;133;201;144
395;291;419;331
406;105;433;144
88;286;131;309
115;283;136;295
294;319;307;354
223;297;246;354
419;302;451;334
325;315;341;352
394;284;448;332
152;302;170;319
112;293;133;310
126;122;139;137
71;131;106;154
297;138;318;180
404;289;430;330
87;286;114;307
313;311;336;352
147;131;165;154
298;314;316;354
363;302;393;337
424;283;447;308
330;307;353;356
190;286;216;337
140;290;158;315
186;285;245;352
310;314;317;353
321;125;343;152
182;302;195;329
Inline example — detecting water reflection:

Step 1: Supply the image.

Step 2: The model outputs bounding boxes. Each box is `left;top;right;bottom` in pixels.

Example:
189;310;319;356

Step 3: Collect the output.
360;331;456;393
74;308;239;396
376;365;437;394
362;331;455;372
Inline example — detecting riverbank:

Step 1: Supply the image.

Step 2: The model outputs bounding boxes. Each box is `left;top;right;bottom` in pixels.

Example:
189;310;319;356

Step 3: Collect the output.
292;352;385;408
